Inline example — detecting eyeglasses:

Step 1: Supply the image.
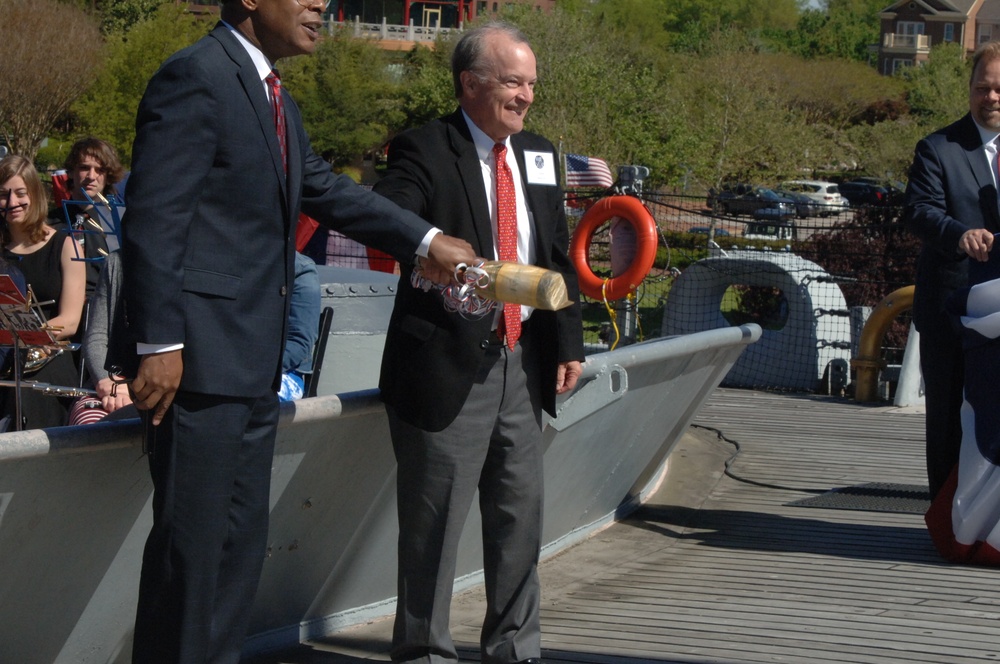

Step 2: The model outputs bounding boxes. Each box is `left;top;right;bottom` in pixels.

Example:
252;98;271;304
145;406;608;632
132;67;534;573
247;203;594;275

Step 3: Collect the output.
295;0;328;8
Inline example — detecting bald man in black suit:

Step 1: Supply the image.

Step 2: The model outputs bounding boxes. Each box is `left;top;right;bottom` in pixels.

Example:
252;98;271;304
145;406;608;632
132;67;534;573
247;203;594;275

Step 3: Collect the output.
375;22;584;664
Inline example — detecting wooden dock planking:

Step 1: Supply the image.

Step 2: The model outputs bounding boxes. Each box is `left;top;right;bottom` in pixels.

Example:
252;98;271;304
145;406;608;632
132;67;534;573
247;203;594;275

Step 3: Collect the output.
252;389;1000;664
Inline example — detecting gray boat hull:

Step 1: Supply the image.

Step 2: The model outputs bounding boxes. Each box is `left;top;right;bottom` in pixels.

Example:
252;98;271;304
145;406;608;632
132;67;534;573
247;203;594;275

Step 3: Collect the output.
0;272;758;663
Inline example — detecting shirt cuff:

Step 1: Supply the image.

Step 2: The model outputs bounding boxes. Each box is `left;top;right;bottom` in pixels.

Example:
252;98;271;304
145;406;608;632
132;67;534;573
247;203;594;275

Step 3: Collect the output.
137;342;184;355
416;228;442;258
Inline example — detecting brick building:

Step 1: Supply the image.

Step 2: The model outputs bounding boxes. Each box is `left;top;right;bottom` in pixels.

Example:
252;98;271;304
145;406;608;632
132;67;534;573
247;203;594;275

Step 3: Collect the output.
876;0;1000;74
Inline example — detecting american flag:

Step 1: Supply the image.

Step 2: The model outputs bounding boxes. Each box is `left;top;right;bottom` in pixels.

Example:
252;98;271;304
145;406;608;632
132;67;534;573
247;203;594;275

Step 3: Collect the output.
564;153;614;189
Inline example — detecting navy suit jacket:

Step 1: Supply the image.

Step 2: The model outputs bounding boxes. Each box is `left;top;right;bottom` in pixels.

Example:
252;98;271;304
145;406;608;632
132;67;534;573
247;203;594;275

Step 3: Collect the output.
122;23;434;397
905;113;1000;333
374;110;584;431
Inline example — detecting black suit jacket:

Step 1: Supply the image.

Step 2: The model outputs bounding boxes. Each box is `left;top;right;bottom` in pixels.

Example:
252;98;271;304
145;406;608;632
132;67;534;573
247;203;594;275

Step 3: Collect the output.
905;113;1000;332
375;110;584;431
122;23;434;397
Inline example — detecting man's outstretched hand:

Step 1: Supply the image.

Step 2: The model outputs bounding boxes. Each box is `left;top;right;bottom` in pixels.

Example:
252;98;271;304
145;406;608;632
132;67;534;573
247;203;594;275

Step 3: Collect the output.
422;234;477;285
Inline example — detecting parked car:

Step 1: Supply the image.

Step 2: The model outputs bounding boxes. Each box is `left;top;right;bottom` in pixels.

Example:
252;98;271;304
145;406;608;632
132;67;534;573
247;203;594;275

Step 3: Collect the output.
849;177;905;204
688;226;731;237
752;202;796;222
706;182;753;210
715;187;796;221
837;180;903;207
778;180;848;216
773;188;822;218
742;220;797;241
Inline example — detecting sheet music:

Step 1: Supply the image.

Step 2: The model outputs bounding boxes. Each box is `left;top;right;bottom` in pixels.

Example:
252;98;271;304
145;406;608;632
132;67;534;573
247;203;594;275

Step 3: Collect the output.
0;275;57;347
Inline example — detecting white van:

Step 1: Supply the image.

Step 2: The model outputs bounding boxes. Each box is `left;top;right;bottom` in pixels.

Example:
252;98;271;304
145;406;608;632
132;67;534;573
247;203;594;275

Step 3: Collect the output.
779;180;848;216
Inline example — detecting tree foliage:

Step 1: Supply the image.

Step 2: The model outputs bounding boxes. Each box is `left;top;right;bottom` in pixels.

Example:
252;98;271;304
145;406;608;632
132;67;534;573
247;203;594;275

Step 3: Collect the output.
73;2;213;165
785;0;886;61
586;0;675;54
500;3;921;189
0;0;103;161
899;42;970;129
97;0;166;35
510;7;668;178
666;32;807;188
588;0;800;53
843;118;926;182
28;0;977;193
281;31;406;166
398;39;460;129
764;54;905;129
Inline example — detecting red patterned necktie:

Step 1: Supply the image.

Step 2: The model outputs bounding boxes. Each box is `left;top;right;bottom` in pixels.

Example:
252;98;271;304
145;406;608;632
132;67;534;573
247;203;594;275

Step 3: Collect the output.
493;143;521;350
265;70;287;173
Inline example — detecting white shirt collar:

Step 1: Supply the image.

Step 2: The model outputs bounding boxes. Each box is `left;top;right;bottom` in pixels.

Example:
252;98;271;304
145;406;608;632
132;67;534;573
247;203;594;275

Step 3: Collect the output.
974;119;1000;149
461;110;509;162
222;20;273;82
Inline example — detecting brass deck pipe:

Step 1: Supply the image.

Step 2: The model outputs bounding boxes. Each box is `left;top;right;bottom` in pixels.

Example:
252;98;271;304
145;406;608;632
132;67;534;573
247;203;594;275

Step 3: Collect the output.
852;285;915;402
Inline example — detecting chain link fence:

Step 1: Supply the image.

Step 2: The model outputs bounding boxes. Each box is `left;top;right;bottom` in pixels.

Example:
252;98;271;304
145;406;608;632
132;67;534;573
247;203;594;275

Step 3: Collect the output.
307;190;920;400
566;191;918;398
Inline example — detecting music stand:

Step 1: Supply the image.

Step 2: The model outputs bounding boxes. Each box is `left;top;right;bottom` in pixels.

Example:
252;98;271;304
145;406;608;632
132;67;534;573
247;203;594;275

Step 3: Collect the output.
0;275;69;431
61;191;124;257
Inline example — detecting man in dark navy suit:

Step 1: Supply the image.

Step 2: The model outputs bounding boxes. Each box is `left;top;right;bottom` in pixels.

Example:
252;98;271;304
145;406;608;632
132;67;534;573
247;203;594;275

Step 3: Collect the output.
121;0;474;661
904;41;1000;499
375;22;584;664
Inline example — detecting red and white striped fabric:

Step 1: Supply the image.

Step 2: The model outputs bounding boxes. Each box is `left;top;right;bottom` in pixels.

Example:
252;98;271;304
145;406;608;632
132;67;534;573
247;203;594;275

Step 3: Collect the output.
926;276;1000;565
565;153;614;189
68;398;109;426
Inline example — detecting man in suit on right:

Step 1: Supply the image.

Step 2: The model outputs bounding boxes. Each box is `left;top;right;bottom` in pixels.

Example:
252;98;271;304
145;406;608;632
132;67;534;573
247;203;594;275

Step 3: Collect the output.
904;40;1000;499
374;21;585;664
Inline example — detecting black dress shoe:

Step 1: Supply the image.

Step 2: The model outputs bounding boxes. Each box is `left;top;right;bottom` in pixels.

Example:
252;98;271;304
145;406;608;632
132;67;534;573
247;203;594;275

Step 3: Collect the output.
515;659;542;664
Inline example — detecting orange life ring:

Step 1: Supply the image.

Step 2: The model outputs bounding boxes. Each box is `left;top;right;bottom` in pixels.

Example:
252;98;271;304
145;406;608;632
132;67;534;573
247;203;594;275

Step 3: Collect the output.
569;195;658;301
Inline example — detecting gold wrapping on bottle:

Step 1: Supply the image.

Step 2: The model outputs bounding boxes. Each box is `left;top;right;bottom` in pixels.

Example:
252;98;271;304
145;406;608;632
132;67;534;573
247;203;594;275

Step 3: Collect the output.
476;261;573;311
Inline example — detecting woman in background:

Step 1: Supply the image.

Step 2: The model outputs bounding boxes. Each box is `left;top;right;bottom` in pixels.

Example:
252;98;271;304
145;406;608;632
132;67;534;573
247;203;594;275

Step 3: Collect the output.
0;155;86;429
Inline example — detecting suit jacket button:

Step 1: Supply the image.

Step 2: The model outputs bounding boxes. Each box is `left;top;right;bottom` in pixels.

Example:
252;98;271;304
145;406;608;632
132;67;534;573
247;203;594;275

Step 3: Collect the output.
480;339;489;349
280;286;287;296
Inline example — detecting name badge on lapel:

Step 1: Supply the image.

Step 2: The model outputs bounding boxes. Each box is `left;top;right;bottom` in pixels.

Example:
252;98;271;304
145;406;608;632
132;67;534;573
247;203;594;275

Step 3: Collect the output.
523;151;557;186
